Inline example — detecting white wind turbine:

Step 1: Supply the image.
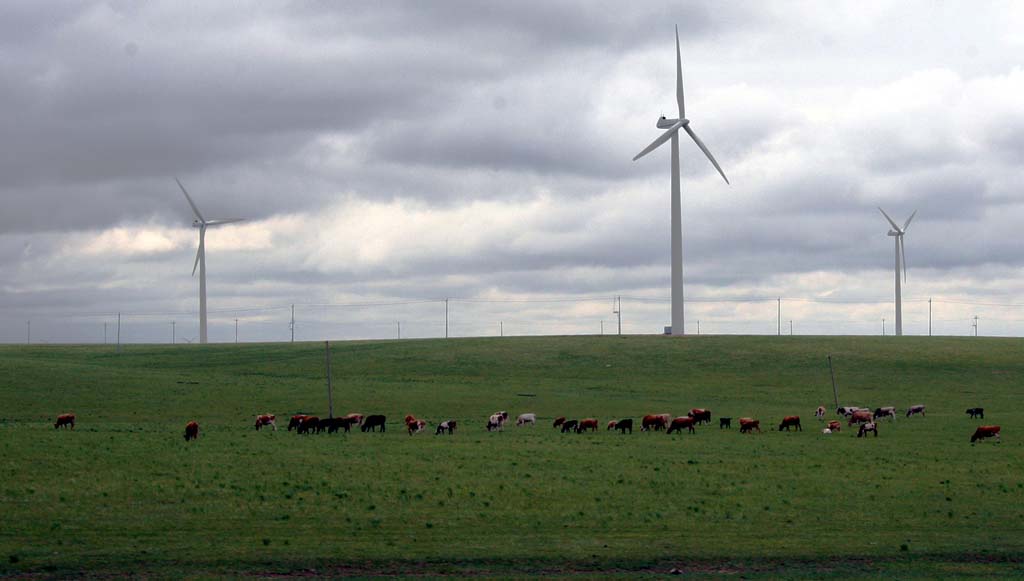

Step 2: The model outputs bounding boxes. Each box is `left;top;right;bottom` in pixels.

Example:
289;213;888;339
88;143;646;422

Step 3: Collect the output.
176;178;244;344
878;207;917;337
633;26;729;336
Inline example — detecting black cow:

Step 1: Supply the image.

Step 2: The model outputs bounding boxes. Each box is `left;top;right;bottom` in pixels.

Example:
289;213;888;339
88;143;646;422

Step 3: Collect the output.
561;420;579;433
361;414;386;432
966;407;984;419
719;417;732;429
611;418;633;434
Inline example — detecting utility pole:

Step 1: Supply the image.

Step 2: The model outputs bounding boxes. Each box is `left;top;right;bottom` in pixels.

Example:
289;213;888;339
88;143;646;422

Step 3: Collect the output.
973;315;979;337
324;341;334;419
613;296;622;336
928;297;932;337
26;321;30;345
116;312;121;353
828;355;840;410
790;320;793;336
777;297;781;336
882;318;886;336
290;304;295;343
600;320;604;335
499;321;503;337
104;322;108;344
445;298;449;338
697;320;700;335
172;321;176;344
234;318;239;343
397;320;401;340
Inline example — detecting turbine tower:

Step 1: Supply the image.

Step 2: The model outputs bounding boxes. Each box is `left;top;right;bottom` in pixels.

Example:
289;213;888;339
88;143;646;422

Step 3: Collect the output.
878;207;916;337
633;26;729;336
176;178;243;344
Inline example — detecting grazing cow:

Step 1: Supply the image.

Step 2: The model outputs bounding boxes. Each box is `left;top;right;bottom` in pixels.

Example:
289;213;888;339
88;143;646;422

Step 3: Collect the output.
971;425;1001;443
607;420;617;430
848;410;873;426
610;418;633;434
516;413;537;427
966;407;985;419
577;418;599;433
254;414;277;431
815;406;826;420
719;417;732;429
873;407;896;422
184;420;199;441
827;420;842;432
906;404;926;418
778;416;802;431
641;414;669;432
493;411;510;425
296;416;320;434
666;416;696;435
688;408;712;425
435;420;457;435
407;419;427;435
341;413;364;427
404;414;417;426
739;418;761;434
54;413;75;430
857;422;878;438
361;414;386;432
561;420;579;433
287;415;311;431
836;406;863;417
324;417;357;434
552;416;566;429
486;413;506;432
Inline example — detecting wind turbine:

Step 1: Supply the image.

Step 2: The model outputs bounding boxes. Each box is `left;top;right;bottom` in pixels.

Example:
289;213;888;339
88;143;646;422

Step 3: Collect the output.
878;207;917;337
633;26;729;336
176;178;243;344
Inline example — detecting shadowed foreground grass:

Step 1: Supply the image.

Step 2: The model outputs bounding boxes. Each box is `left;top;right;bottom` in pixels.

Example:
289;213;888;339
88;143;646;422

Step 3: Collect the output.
0;335;1022;577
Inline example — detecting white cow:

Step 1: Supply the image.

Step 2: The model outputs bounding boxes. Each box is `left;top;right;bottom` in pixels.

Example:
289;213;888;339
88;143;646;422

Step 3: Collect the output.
516;413;536;427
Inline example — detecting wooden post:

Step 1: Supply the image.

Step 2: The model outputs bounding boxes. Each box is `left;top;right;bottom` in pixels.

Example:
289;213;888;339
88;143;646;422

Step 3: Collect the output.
324;341;334;419
828;354;839;410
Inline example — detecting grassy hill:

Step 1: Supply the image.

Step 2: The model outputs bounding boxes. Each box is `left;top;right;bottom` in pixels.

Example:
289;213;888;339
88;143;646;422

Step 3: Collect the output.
1;336;1022;577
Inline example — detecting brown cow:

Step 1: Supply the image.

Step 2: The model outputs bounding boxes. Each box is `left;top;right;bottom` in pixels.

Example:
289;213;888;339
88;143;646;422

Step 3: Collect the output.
254;414;276;431
287;415;311;431
739;418;761;434
779;416;802;431
848;410;873;426
184;420;199;441
407;418;427;435
297;416;320;434
552;416;566;429
666;416;696;435
576;418;599;433
342;413;364;426
827;420;842;432
641;414;668;432
54;414;75;430
688;408;712;425
971;425;1001;443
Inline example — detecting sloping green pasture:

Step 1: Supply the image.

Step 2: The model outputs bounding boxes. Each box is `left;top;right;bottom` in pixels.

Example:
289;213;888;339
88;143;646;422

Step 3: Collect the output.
0;336;1022;577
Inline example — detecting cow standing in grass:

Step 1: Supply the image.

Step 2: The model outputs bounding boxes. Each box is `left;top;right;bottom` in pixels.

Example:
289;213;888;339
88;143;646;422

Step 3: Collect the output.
287;415;311;431
641;414;668;432
361;415;386;432
778;416;802;431
688;409;712;425
552;416;566;429
966;408;985;419
254;414;277;431
906;404;926;418
857;422;878;438
666;416;696;435
516;413;536;427
827;420;842;432
873;407;896;422
561;420;579;433
184;421;199;441
739;418;761;434
435;420;456;435
848;410;873;427
576;418;599;433
54;414;75;430
815;406;826;420
971;426;1000;443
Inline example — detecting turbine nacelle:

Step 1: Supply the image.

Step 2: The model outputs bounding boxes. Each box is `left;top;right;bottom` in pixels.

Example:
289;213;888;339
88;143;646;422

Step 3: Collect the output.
657;116;689;129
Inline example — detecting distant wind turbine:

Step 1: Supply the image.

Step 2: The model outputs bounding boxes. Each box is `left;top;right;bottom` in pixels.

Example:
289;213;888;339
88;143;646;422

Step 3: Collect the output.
176;178;244;344
878;207;917;337
632;25;729;336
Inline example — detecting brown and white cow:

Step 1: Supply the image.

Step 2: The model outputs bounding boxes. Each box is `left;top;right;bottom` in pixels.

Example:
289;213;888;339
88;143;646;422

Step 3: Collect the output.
407;419;427;435
666;416;696;435
848;410;873;426
184;420;199;441
435;420;457;435
254;414;277;431
641;414;668;432
287;415;311;431
778;416;802;431
857;422;878;438
827;420;842;432
577;418;599;433
906;404;926;418
688;408;712;425
739;418;761;434
815;406;826;420
54;413;75;430
341;413;364;426
971;425;1001;443
297;416;320;434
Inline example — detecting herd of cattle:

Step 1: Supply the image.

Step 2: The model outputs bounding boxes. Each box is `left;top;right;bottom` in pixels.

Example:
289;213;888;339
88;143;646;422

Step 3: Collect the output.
52;404;1002;444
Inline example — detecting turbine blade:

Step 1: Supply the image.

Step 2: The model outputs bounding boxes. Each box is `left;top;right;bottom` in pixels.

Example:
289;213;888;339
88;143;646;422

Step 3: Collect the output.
878;207;900;231
206;218;245;226
902;210;917;232
192;229;205;277
900;236;908;283
675;25;685;119
683;124;729;184
632;121;683;161
176;177;205;223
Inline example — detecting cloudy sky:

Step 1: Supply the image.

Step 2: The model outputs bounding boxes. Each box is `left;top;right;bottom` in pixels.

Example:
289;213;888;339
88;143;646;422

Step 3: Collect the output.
3;0;1024;343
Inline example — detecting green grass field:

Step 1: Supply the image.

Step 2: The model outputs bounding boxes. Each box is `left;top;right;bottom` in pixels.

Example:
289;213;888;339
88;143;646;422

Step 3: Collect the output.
1;335;1022;578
